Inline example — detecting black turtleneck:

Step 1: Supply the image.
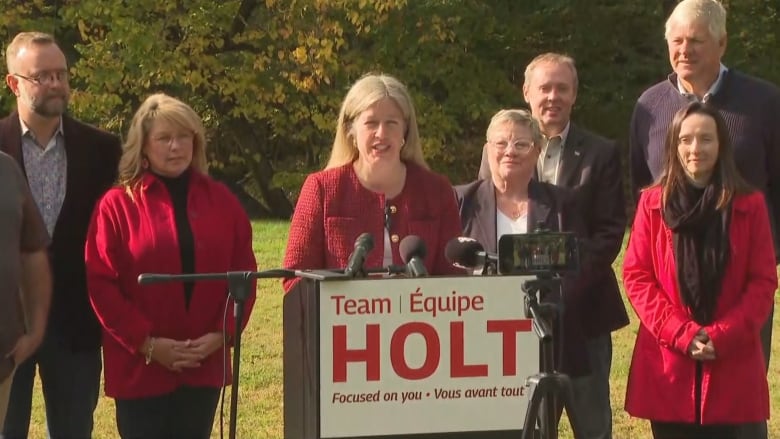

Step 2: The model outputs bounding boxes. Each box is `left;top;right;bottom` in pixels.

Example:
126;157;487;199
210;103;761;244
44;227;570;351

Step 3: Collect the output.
154;170;195;308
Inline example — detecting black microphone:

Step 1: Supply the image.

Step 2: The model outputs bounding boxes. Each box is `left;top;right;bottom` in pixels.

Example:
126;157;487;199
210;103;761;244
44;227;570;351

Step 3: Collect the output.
344;233;375;278
445;236;498;274
366;265;408;276
399;235;428;277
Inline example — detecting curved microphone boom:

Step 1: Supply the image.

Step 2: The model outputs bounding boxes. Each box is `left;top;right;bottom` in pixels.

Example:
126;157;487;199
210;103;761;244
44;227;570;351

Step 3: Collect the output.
445;236;498;274
399;235;428;277
344;233;375;278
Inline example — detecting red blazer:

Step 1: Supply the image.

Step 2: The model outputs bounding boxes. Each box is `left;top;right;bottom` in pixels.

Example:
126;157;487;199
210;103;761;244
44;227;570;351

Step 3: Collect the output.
623;186;776;423
85;171;257;399
283;162;462;292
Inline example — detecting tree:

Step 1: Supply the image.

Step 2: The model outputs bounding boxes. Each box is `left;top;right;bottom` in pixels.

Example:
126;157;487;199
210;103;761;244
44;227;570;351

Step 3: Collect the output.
0;0;777;217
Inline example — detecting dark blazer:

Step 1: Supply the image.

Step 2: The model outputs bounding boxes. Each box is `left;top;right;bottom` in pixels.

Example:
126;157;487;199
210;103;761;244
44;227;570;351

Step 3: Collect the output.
0;111;121;351
455;178;590;377
548;124;628;337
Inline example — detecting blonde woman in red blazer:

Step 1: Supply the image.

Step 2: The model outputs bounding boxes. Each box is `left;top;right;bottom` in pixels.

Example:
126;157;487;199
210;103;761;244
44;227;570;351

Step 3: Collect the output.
623;102;776;439
283;73;462;292
85;94;257;438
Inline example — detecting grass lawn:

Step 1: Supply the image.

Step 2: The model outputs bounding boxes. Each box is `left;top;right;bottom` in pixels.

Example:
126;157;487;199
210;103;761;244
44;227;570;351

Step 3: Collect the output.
24;220;780;438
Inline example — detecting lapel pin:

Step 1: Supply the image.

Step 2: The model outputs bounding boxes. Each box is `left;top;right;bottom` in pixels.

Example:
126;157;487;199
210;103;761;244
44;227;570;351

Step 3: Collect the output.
574;150;581;156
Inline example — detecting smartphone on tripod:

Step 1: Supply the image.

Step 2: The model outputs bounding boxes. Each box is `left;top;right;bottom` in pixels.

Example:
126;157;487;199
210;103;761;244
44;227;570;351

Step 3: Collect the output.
497;231;579;276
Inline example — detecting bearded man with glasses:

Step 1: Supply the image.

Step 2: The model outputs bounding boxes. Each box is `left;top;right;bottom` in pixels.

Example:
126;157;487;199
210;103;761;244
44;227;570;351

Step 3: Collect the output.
0;31;121;439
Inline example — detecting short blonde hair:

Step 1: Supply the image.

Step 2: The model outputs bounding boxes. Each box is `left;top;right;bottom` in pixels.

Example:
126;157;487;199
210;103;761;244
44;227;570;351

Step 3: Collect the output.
665;0;727;41
118;93;208;192
486;108;543;148
5;32;57;73
478;108;543;180
326;73;427;169
523;52;578;93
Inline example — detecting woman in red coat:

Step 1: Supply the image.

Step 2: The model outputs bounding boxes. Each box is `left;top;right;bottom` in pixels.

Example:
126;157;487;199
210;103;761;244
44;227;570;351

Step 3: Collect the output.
623;102;776;438
282;73;462;292
85;94;257;438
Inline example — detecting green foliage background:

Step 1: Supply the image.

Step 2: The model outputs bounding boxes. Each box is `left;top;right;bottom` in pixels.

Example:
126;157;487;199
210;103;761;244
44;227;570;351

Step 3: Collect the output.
1;0;777;216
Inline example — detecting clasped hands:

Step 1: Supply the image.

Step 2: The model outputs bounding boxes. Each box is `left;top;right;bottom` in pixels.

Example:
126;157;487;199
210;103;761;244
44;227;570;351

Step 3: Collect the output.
146;332;225;372
687;328;716;361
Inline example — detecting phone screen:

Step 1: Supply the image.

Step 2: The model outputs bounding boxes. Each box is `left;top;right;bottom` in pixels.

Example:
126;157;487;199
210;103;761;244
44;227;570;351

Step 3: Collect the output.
497;232;579;275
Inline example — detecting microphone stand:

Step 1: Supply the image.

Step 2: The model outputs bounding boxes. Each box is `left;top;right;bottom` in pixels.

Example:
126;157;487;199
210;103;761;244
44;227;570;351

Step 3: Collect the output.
138;269;295;439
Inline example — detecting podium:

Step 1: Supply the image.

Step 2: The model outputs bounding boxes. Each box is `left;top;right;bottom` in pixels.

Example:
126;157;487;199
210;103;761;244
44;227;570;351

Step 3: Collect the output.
284;275;542;439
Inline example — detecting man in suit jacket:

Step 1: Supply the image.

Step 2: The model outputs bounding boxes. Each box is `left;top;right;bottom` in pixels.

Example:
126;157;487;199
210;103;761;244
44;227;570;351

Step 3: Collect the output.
479;53;628;439
0;32;121;439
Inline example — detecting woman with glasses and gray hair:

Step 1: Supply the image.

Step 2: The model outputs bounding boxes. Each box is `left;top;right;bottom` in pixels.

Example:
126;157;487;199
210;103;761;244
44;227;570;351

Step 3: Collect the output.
455;108;591;382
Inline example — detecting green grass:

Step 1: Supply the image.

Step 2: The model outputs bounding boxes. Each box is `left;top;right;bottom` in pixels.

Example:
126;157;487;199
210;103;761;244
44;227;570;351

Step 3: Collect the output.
24;221;780;438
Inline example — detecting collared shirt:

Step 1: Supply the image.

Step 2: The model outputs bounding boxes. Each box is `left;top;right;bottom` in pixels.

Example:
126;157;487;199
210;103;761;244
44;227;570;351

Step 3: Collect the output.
537;122;571;185
20;117;67;235
677;63;728;103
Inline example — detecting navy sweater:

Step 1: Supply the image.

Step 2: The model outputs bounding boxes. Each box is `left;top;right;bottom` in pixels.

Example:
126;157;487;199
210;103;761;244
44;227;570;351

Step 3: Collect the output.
629;69;780;259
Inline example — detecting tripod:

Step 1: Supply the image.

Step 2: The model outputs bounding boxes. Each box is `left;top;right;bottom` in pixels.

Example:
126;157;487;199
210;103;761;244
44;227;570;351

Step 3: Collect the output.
520;277;582;439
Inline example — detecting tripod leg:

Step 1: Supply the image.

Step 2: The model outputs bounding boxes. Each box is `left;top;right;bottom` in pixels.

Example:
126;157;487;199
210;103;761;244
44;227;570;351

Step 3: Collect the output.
539;391;557;439
558;379;583;439
521;375;550;439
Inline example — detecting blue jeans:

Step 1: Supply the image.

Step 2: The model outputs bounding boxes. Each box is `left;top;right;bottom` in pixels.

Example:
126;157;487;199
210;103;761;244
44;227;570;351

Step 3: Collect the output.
569;333;613;439
2;331;102;439
115;386;221;439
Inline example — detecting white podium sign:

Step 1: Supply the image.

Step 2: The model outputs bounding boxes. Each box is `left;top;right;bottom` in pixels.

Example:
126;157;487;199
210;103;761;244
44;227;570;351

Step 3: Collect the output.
319;276;539;437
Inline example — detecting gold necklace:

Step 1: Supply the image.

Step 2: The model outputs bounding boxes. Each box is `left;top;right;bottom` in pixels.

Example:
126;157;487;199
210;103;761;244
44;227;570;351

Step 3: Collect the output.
499;198;527;219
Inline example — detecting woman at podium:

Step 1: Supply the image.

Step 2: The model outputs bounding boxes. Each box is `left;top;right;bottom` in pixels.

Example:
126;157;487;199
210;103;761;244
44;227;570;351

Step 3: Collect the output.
84;94;257;438
282;73;462;292
623;102;776;438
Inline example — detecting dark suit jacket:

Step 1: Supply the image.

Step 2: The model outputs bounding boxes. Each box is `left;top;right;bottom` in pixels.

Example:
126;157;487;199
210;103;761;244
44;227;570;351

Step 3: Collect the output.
0;111;121;351
455;178;590;377
551;123;629;337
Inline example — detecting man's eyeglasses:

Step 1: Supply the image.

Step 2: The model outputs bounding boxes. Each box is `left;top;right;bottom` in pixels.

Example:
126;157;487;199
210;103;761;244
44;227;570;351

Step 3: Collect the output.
13;70;69;86
490;140;534;152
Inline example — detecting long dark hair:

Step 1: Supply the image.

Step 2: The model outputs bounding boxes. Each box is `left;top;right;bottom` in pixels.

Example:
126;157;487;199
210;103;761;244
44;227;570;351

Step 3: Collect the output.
658;102;752;209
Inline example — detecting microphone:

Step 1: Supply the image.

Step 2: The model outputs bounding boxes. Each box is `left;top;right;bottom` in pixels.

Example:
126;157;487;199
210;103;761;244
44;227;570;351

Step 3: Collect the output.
399;235;428;277
366;265;408;276
344;233;375;277
445;236;498;274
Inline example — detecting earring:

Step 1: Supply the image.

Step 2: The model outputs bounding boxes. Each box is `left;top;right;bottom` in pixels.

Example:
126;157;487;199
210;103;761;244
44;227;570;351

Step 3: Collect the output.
141;157;149;169
401;139;406;147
